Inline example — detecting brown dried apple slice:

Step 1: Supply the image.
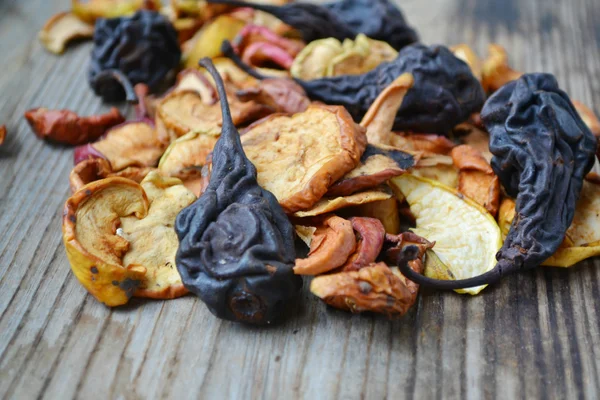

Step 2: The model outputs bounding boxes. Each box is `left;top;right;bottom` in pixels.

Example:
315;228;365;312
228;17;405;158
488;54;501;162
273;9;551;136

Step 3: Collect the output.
158;130;218;180
63;173;196;306
39;12;94;54
241;104;367;213
156;88;271;141
292;189;391;218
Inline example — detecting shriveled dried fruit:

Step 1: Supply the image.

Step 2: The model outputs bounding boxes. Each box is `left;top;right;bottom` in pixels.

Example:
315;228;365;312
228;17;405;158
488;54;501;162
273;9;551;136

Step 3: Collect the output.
295;225;316;247
69;158;156;193
63;173;195;306
175;59;302;324
342;217;386;272
499;178;600;267
72;0;162;23
294;215;356;275
224;41;485;133
234;25;304;70
0;125;6;146
347;197;400;235
310;259;421;317
450;144;500;216
382;232;434;273
157;88;270;141
241;104;366;213
454;122;491;159
39;12;94;54
158;130;218;179
236;78;310;114
25;107;125;145
207;0;418;51
390;174;502;294
89;11;181;101
293;189;392;218
481;44;521;93
400;74;597;290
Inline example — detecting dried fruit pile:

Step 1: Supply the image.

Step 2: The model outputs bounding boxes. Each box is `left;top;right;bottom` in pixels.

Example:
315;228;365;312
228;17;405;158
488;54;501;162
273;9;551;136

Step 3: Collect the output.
29;0;600;324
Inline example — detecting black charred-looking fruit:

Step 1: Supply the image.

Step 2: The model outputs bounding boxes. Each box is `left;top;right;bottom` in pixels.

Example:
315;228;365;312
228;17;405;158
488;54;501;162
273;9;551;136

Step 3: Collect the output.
205;0;418;50
174;58;302;325
89;11;181;101
397;73;597;290
223;41;484;134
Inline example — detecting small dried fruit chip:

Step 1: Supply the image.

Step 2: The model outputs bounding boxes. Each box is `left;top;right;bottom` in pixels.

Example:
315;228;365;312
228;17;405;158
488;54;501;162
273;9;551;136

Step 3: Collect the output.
173;69;218;104
24;107;125;145
454;123;491;159
326;154;406;197
241;104;367;213
382;232;434;274
451;44;483;82
499;180;600;267
451;144;500;216
573;101;600;138
291;34;397;80
72;0;162;23
424;249;456;281
481;44;522;93
389;133;456;156
293;189;392;218
156;89;270;140
158;130;218;179
39;12;94;55
310;262;421;317
235;25;304;69
347;197;401;235
411;155;459;189
120;172;197;298
0;125;6;146
295;225;316;247
183;15;247;68
342;217;386;272
360;74;414;146
294;215;356;275
87;121;167;171
390;174;503;295
63;173;196;306
236;79;310;114
202;57;259;87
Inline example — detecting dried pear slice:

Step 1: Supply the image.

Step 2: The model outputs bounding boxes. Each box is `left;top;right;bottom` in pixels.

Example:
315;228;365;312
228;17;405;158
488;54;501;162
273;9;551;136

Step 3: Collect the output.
156;89;270;140
39;12;94;54
158;130;218;179
499;179;600;267
241;104;366;213
62;173;196;306
390;174;502;295
293;189;391;218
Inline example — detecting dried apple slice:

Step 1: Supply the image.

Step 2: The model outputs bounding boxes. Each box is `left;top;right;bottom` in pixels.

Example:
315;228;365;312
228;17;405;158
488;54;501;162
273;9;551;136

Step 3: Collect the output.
411;155;459;189
390;174;503;295
158;130;218;179
241;104;367;213
294;215;356;275
451;44;483;82
63;173;196;306
72;0;161;23
481;44;522;93
173;69;218;103
310;261;421;317
39;12;94;54
450;144;500;216
347;197;401;235
499;179;600;267
156;89;270;140
389;133;456;156
293;189;392;218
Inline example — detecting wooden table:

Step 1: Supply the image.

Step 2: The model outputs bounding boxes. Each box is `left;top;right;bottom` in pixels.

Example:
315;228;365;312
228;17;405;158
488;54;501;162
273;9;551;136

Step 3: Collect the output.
1;0;599;398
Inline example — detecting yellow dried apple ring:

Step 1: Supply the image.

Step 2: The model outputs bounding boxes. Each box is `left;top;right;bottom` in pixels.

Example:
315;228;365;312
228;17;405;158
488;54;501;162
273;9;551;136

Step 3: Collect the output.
158;130;218;179
241;104;367;213
63;178;149;306
39;12;94;55
390;174;503;295
72;0;161;23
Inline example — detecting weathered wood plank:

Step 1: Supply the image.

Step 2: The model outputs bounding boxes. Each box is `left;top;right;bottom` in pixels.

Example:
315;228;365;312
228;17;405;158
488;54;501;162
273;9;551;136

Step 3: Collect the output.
0;0;599;399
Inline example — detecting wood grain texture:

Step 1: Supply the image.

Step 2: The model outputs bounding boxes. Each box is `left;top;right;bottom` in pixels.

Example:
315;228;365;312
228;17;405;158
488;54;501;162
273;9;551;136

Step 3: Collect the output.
0;0;599;399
